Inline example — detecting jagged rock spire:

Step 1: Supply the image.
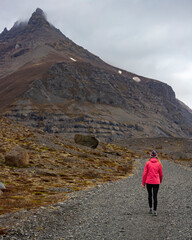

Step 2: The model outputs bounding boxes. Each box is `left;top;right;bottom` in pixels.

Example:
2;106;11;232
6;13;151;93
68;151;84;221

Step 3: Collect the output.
35;8;44;15
28;8;49;27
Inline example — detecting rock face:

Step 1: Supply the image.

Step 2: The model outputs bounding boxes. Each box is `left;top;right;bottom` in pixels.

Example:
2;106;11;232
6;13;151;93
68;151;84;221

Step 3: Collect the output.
74;134;99;149
0;8;192;140
5;146;29;167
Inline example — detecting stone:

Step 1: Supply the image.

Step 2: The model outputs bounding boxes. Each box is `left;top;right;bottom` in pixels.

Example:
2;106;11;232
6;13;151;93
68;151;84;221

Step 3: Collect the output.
74;134;99;149
5;146;29;167
0;182;5;189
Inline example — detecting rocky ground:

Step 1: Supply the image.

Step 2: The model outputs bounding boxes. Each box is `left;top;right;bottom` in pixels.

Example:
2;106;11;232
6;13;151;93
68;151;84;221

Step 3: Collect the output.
0;158;191;240
0;117;191;239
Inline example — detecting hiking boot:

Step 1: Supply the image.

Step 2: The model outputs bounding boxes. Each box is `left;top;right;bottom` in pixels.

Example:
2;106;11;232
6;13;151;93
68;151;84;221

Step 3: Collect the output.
153;211;157;216
148;209;152;214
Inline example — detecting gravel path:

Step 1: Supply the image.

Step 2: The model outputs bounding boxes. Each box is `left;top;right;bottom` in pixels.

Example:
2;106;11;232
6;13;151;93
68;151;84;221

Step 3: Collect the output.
1;159;191;240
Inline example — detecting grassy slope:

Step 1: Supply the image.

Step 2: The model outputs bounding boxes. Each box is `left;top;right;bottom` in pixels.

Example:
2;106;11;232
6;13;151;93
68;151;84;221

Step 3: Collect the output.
0;117;136;215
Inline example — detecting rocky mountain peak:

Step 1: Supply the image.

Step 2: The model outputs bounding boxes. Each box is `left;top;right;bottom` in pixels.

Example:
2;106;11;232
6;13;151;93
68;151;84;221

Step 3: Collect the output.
28;8;49;28
0;8;50;43
35;8;44;15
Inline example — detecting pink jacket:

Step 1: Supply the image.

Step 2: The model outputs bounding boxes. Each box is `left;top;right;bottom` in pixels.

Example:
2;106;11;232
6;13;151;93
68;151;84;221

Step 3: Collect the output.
142;158;163;186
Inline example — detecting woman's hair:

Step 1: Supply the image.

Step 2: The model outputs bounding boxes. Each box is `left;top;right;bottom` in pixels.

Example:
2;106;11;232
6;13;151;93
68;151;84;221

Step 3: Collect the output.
157;158;163;167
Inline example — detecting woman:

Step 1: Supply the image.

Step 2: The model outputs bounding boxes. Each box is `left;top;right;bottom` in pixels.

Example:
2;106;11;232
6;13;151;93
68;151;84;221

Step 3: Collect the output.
142;150;163;216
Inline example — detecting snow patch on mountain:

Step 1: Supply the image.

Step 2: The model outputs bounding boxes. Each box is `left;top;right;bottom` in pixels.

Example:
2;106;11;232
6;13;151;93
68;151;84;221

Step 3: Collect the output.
70;57;77;62
133;76;141;82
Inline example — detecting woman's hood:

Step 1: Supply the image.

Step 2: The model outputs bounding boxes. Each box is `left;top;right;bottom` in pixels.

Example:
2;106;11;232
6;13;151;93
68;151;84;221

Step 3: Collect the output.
150;157;158;163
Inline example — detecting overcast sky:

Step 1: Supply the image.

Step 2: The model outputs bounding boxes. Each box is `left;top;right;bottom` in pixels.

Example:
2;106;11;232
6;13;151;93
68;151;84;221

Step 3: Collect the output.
0;0;192;109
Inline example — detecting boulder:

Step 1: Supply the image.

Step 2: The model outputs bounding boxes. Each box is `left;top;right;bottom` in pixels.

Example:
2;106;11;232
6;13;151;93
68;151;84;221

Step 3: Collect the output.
0;182;5;189
5;146;29;167
74;134;99;149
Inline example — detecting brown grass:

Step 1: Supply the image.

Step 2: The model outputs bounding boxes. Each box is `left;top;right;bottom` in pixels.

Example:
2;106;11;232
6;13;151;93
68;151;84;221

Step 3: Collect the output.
0;117;136;215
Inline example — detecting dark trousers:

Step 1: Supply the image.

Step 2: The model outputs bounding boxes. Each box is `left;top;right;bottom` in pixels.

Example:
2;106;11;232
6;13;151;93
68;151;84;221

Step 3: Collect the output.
146;184;159;211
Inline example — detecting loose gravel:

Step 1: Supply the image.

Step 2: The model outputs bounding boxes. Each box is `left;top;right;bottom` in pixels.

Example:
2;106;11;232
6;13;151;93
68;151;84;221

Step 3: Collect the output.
0;159;191;240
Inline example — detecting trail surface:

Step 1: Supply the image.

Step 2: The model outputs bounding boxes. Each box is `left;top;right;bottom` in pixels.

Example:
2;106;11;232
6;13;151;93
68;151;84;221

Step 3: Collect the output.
1;159;192;240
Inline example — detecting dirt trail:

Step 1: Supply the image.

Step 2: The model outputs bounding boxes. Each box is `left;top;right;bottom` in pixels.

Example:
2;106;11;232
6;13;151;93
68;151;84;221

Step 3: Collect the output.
0;159;191;240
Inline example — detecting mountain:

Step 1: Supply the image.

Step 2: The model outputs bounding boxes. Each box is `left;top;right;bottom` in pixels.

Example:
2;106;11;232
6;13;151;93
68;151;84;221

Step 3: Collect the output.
0;8;192;141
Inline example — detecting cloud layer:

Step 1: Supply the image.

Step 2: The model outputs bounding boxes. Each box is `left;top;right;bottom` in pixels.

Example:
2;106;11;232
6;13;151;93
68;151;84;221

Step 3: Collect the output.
1;0;192;108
